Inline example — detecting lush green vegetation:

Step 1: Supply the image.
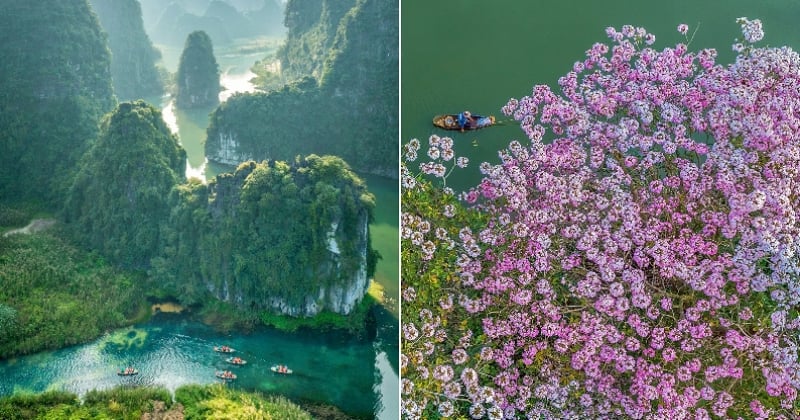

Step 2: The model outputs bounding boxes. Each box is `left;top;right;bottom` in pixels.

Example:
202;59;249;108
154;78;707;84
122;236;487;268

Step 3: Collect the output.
0;384;312;420
176;30;221;108
0;0;115;205
176;383;312;419
0;227;150;359
207;0;398;177
65;101;186;270
152;155;377;315
0;0;379;366
277;0;357;81
89;0;164;101
259;287;377;334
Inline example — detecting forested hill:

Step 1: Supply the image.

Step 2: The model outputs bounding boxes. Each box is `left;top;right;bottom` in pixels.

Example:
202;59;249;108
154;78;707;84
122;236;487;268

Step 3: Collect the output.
61;100;376;316
151;155;378;316
278;0;358;80
89;0;164;101
206;0;398;178
0;0;115;204
0;0;376;329
65;101;186;270
141;0;285;46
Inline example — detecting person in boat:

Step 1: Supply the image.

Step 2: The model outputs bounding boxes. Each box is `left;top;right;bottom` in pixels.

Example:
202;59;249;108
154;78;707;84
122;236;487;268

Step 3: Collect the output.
457;110;474;132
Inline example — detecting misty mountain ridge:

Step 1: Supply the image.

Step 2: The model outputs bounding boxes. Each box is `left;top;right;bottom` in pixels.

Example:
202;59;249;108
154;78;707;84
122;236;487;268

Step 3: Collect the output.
142;0;285;46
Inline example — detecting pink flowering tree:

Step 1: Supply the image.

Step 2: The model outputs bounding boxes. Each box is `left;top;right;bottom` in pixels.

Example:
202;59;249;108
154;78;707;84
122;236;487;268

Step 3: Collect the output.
402;19;800;419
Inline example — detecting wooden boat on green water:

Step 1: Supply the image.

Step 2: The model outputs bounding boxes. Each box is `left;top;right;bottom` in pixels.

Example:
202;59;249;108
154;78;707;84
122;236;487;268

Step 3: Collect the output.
117;368;138;376
215;370;237;380
271;365;292;375
225;356;247;365
433;113;496;131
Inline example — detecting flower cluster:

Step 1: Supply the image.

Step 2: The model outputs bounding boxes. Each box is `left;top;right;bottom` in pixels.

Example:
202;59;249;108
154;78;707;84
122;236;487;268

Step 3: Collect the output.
402;20;800;419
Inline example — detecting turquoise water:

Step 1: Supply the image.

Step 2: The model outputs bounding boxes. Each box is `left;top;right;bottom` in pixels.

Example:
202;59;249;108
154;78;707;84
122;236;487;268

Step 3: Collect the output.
0;310;396;418
0;32;399;419
402;0;800;190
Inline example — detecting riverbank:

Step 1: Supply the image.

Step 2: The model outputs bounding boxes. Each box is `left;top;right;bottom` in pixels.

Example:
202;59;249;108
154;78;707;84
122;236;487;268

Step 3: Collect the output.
0;309;386;418
0;202;394;418
0;220;152;359
0;383;313;420
0;208;378;359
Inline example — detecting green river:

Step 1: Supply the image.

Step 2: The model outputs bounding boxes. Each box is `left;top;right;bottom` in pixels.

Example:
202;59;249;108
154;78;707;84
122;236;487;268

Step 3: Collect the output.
0;37;398;419
402;0;800;190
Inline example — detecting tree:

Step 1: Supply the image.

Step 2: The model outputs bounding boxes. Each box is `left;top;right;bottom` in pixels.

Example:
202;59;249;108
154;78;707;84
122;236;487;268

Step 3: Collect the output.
175;30;220;108
0;304;18;343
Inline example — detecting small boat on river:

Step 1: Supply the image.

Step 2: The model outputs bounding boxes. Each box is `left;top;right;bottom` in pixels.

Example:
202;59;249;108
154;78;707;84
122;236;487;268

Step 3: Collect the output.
117;367;138;376
225;356;247;365
271;364;292;375
433;113;496;131
215;370;237;380
213;345;235;353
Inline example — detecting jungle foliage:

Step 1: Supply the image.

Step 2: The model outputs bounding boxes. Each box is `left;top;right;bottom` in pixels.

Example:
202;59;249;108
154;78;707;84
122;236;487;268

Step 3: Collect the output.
176;383;312;419
208;0;398;177
0;384;312;420
152;155;376;312
0;228;150;359
0;0;115;205
89;0;164;101
0;0;377;360
278;0;357;81
176;30;221;108
65;101;186;270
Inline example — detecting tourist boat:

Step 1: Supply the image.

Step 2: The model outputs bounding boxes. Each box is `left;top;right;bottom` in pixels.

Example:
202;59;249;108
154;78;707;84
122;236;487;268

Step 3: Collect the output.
117;368;138;376
433;113;496;131
225;356;247;365
215;370;237;380
270;365;293;375
213;345;235;353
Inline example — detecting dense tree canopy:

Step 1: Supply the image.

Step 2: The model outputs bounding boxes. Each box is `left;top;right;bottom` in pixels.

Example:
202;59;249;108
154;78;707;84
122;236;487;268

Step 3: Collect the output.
152;155;377;312
0;0;115;205
207;0;398;177
175;30;221;108
90;0;164;101
65;101;186;269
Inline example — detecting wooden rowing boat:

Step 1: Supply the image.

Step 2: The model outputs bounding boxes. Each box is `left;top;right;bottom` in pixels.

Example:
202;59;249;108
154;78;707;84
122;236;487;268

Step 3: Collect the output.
433;113;496;131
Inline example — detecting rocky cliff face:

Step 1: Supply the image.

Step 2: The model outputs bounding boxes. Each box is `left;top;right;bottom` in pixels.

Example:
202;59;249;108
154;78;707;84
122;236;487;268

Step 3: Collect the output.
205;0;398;178
255;210;370;316
154;156;376;317
176;30;220;108
89;0;163;101
0;0;115;203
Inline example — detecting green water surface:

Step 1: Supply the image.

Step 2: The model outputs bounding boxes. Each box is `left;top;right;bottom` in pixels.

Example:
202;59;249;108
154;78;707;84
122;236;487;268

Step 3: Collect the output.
0;313;394;418
402;0;800;190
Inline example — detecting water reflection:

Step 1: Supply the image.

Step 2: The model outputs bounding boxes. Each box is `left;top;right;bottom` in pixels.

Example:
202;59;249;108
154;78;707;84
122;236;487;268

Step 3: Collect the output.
161;100;214;181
